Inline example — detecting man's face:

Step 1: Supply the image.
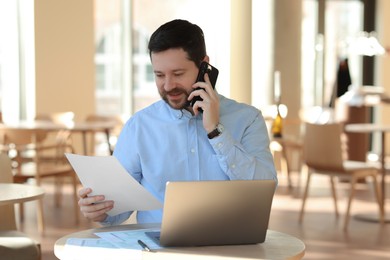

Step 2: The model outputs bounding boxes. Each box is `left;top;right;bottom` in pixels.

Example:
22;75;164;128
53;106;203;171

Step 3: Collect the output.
151;48;198;110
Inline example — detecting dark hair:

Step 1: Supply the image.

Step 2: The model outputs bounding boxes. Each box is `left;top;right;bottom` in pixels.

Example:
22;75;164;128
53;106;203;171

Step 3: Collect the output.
148;19;206;68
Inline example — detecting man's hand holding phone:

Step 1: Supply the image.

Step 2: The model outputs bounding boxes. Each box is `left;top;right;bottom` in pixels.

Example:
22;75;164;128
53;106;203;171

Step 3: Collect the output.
188;61;220;133
189;62;219;110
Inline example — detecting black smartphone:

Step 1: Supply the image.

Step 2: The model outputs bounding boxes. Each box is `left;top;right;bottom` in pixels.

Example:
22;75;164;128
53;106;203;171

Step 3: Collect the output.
190;61;219;109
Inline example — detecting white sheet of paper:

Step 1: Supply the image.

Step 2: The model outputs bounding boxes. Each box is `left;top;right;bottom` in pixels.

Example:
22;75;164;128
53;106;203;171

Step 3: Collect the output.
94;228;162;250
64;238;142;260
66;238;119;248
65;153;162;215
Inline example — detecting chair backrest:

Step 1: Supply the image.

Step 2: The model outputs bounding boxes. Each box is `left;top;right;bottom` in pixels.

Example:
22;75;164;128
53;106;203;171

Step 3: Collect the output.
84;114;124;154
303;122;345;172
0;153;17;230
35;111;74;124
0;128;71;175
35;112;75;153
0;128;42;146
85;114;124;133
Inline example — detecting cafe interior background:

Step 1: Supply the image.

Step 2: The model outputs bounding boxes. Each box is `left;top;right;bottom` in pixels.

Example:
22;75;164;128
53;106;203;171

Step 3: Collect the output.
0;0;390;259
1;0;390;155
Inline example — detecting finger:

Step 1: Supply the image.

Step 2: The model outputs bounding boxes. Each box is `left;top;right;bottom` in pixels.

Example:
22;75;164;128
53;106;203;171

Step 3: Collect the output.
78;195;106;206
81;201;114;219
201;73;214;92
84;208;110;222
190;81;207;92
80;200;113;212
188;81;211;101
203;73;218;99
82;206;113;222
78;187;92;199
204;73;211;85
188;88;207;103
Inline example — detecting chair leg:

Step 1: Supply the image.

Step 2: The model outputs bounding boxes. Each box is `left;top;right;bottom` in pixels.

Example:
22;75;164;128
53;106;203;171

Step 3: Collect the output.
55;178;63;207
37;242;42;260
71;174;80;224
330;176;339;217
344;176;357;231
299;168;311;223
372;174;385;225
270;141;291;187
295;148;303;190
280;147;292;188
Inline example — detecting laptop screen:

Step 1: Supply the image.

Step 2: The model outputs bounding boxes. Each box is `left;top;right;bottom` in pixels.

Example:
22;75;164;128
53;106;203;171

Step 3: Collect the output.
151;179;276;247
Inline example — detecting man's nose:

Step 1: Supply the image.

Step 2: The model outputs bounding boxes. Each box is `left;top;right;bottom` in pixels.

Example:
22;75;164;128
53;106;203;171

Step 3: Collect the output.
164;76;176;91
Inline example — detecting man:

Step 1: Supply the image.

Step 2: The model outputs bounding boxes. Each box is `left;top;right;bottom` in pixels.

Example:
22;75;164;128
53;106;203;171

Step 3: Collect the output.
78;19;277;225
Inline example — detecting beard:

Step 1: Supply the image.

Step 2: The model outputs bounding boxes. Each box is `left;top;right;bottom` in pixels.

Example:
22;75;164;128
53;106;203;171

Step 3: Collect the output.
160;87;191;110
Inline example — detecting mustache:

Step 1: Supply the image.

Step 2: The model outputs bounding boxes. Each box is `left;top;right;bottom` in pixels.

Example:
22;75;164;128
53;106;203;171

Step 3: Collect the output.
160;87;192;109
165;88;187;96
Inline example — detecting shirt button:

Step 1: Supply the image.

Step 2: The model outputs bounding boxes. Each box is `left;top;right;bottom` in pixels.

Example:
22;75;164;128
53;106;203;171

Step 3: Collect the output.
230;164;236;169
217;142;223;148
190;148;195;153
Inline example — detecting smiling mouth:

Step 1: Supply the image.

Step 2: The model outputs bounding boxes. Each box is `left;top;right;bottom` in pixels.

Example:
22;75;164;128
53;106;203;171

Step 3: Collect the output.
169;92;182;97
167;90;186;100
161;88;190;108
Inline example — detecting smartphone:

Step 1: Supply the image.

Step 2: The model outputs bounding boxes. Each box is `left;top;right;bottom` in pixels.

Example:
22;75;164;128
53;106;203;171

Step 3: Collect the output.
190;61;219;109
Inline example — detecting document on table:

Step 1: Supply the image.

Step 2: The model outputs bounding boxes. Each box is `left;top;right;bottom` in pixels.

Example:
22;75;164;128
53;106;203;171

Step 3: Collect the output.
94;228;162;250
64;238;142;260
65;153;162;215
63;229;161;260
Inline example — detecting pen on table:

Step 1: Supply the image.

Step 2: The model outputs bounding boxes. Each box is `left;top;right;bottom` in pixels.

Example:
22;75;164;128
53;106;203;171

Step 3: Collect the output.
137;239;152;252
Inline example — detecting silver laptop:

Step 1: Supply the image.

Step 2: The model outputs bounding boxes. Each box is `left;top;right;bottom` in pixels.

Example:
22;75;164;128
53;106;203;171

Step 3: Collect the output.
146;179;276;247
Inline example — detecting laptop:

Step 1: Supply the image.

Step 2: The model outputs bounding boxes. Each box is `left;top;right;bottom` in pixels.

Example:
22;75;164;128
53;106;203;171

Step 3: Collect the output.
146;179;276;247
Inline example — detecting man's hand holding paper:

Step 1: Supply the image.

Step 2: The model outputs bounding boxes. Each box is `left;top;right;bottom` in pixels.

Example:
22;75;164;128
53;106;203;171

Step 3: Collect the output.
78;187;114;222
66;154;163;220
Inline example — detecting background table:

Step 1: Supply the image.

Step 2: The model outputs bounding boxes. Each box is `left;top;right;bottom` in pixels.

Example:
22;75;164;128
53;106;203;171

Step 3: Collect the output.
0;183;45;206
0;183;45;232
54;223;305;260
0;120;117;154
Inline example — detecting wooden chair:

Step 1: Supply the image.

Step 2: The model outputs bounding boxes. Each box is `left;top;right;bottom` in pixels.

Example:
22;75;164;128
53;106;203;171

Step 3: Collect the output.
270;136;303;188
0;154;41;260
0;128;80;231
84;114;124;155
299;122;384;231
264;112;303;188
34;112;74;160
13;112;75;165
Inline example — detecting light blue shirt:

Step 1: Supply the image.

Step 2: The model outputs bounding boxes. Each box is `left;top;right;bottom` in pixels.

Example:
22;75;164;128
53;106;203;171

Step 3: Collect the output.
103;95;277;225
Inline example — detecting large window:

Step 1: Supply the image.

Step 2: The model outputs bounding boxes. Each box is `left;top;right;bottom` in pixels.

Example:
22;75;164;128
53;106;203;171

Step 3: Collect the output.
0;0;34;122
324;0;364;104
301;0;364;108
0;1;371;122
94;0;123;115
94;0;230;116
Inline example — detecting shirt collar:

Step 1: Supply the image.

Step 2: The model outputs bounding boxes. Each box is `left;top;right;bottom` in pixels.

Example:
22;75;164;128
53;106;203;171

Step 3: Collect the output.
164;102;202;120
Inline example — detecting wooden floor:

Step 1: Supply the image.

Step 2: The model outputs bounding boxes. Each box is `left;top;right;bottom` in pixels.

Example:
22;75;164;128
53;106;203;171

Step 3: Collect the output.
18;171;390;260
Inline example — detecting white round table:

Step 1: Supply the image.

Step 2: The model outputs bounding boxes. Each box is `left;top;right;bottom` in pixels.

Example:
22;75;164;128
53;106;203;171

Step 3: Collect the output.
0;183;45;206
54;223;306;260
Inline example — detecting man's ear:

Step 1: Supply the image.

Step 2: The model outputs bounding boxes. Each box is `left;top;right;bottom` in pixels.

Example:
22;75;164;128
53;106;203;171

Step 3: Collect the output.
203;55;210;63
